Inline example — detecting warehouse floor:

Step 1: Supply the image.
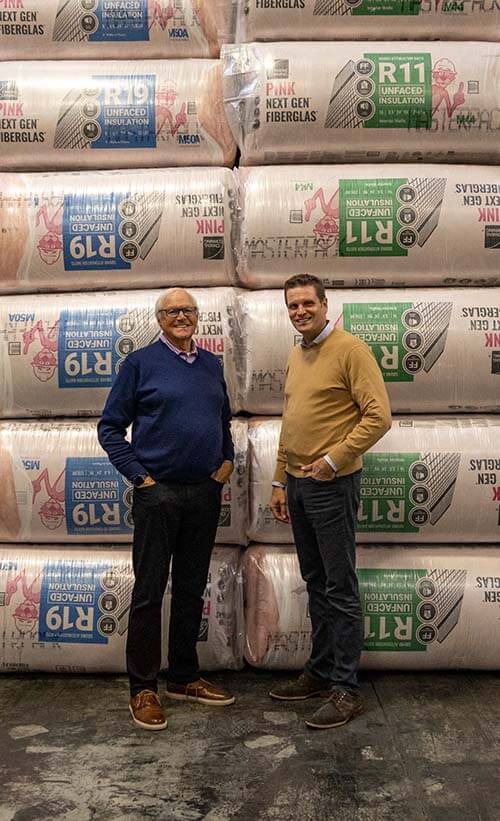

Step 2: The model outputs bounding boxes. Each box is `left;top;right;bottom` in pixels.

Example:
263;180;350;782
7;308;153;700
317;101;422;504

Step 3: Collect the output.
0;669;499;821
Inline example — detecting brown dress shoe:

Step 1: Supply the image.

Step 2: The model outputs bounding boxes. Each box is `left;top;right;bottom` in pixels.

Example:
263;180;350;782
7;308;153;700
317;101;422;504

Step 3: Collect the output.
129;690;168;730
165;677;235;706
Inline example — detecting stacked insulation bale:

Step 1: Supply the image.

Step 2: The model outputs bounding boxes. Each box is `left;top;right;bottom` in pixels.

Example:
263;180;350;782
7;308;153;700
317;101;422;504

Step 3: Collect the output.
0;545;243;673
225;12;500;670
0;3;245;673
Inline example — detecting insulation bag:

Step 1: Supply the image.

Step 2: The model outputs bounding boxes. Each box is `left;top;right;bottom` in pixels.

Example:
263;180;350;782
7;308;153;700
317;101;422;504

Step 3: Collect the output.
222;42;500;165
236;164;500;289
243;544;500;671
238;288;500;414
0;168;236;293
0;418;248;544
164;545;244;672
248;416;500;543
236;1;500;43
0;0;234;60
0;59;236;170
0;544;243;673
0;287;243;417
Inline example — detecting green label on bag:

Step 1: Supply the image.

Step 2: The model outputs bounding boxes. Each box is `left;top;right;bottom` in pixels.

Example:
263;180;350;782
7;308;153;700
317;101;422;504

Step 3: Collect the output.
358;452;420;532
351;0;421;14
339;178;413;257
359;568;428;651
361;52;432;129
343;302;416;382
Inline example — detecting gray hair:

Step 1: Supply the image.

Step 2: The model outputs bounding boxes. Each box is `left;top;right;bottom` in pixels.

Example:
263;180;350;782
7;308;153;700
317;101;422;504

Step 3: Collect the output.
155;288;198;320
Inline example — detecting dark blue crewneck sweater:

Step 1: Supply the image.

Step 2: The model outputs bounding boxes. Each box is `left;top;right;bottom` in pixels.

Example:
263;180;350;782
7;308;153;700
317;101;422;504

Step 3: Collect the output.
97;340;234;483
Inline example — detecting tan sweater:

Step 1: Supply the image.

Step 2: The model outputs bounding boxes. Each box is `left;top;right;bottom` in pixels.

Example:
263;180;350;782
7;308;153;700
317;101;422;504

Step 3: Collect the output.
273;328;392;483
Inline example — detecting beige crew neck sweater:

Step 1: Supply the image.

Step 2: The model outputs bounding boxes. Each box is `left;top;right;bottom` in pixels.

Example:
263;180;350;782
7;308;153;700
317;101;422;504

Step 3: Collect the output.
273;328;392;483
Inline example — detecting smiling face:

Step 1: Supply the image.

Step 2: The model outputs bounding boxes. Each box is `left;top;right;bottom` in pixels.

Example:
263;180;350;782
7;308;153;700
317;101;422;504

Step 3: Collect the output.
285;285;329;344
156;288;198;352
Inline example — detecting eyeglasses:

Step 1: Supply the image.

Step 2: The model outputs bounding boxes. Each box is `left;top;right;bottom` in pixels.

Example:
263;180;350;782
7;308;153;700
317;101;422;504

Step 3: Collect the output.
158;307;198;318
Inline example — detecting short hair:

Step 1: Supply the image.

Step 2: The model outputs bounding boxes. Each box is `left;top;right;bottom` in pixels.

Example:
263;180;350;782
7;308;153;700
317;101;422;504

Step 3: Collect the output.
283;274;326;303
155;288;198;319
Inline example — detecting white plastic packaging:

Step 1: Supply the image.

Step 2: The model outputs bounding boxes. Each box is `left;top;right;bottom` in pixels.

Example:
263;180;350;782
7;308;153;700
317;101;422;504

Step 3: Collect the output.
236;1;500;43
0;544;243;672
0;60;236;170
0;288;242;417
0;418;248;544
0;1;234;60
236;165;500;288
243;545;500;671
0;168;236;293
238;288;500;414
222;42;500;165
248;416;500;543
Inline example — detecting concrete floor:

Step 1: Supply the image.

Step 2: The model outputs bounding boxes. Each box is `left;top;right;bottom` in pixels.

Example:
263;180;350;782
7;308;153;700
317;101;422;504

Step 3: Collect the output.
0;669;499;821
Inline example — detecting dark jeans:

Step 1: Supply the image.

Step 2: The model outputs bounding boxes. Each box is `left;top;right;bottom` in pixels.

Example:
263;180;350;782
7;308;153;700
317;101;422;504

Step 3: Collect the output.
287;471;363;693
127;478;222;696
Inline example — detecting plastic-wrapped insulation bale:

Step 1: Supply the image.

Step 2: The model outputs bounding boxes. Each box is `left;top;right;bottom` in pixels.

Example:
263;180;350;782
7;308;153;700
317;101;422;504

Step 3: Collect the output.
164;545;244;672
236;164;500;289
0;60;236;171
243;545;500;671
238;288;500;415
222;42;500;165
248;416;500;543
0;168;236;293
0;544;243;673
236;1;500;43
0;287;243;417
0;0;234;60
0;418;248;544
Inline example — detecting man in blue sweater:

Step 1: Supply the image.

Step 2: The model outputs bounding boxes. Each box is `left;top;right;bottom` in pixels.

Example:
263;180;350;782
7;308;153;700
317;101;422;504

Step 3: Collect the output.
98;288;235;730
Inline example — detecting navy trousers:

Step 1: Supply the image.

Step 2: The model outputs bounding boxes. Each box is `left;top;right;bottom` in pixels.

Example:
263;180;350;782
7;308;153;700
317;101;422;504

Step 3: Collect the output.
286;471;363;692
127;478;222;696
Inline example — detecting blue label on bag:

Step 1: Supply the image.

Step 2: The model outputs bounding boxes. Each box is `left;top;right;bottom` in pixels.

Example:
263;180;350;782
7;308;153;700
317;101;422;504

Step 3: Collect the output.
65;457;133;535
58;308;129;389
85;0;150;43
39;559;115;644
86;74;156;149
62;192;133;272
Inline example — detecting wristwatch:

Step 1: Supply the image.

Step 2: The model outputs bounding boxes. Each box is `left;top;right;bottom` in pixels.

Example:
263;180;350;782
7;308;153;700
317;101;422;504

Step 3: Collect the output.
132;474;149;488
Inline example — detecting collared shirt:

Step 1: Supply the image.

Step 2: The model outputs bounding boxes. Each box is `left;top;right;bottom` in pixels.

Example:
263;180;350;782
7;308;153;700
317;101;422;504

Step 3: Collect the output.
272;319;337;488
160;333;198;364
301;319;334;348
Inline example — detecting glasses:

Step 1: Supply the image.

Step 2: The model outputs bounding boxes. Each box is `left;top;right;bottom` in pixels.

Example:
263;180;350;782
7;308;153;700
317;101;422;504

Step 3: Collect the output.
158;307;198;318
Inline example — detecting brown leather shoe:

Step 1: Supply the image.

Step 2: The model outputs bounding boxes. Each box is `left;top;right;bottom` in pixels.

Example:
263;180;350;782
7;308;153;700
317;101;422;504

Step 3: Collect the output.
129;690;168;730
165;677;235;706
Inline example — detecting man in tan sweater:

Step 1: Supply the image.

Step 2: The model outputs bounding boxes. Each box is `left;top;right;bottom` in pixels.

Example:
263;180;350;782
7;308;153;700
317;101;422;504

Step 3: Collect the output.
269;274;391;729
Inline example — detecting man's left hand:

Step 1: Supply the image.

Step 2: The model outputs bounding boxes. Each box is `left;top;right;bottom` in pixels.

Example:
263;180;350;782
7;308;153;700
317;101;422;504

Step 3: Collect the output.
300;458;336;482
211;460;234;485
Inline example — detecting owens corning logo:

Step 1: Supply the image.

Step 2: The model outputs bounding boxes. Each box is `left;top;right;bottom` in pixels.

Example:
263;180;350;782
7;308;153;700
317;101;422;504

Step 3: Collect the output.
0;81;18;100
267;60;289;80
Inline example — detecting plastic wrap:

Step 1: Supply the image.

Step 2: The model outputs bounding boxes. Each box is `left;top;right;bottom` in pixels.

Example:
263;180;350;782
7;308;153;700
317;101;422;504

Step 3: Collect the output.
236;164;500;289
222;42;500;165
0;544;243;673
236;1;500;43
0;1;234;60
243;545;500;671
0;418;248;544
0;60;236;170
238;288;500;415
0;287;243;417
164;545;244;672
248;416;500;543
0;168;236;293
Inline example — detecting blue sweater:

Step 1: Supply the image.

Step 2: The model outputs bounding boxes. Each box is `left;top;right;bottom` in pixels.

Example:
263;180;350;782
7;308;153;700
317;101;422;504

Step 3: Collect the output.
97;340;234;483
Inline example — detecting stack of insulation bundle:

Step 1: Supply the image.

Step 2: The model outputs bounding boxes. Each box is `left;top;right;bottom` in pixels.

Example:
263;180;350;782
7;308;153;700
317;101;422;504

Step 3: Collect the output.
223;5;500;670
0;0;245;674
